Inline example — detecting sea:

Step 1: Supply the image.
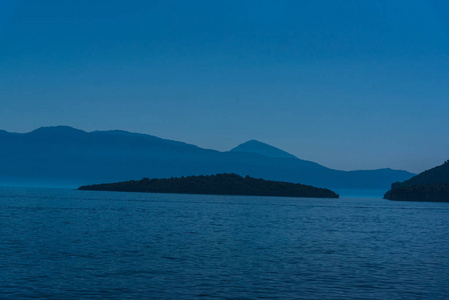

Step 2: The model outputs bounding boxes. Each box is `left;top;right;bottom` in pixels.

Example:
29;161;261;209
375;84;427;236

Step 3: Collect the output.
1;187;448;299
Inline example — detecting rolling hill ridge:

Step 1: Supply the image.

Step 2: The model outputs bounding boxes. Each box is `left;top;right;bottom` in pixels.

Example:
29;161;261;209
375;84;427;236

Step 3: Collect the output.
0;126;414;193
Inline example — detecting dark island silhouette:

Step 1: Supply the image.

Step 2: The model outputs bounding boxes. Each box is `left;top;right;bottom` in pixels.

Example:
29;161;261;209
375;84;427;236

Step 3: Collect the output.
384;160;449;202
78;173;339;198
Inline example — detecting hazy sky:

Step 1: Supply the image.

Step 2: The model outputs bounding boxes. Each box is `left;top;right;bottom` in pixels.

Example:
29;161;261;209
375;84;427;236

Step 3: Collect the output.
1;0;448;173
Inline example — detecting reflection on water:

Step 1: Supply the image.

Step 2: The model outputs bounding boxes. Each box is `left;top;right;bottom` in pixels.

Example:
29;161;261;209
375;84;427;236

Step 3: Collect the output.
1;187;448;299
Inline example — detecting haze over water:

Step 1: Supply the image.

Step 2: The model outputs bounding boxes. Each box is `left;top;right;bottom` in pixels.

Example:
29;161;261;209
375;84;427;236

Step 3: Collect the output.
1;187;448;299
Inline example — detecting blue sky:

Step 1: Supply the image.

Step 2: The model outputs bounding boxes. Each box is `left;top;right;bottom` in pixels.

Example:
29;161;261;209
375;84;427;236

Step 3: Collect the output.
1;0;448;173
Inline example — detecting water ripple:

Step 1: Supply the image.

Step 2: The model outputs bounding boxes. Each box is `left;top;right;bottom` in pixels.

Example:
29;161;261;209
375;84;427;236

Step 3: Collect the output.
1;187;448;299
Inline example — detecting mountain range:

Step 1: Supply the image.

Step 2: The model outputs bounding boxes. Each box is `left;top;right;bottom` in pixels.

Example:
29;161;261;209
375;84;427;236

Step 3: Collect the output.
0;126;414;194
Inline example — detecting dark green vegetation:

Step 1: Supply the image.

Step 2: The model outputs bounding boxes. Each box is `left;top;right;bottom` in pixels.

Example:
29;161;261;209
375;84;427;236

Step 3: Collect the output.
0;126;414;190
384;160;449;202
79;173;339;198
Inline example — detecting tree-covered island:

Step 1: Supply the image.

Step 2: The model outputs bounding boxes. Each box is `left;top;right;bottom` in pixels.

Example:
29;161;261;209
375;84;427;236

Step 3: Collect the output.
78;173;339;198
384;160;449;202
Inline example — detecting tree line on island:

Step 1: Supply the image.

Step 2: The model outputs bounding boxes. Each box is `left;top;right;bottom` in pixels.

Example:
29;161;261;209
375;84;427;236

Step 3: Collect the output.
78;173;339;199
384;160;449;202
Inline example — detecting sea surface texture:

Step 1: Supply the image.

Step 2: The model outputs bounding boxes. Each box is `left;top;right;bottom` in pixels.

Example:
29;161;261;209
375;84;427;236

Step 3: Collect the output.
1;187;448;299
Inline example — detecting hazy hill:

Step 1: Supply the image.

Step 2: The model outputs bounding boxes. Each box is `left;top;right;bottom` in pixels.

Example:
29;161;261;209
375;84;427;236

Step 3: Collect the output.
0;126;414;192
79;173;339;198
384;160;449;202
230;140;298;159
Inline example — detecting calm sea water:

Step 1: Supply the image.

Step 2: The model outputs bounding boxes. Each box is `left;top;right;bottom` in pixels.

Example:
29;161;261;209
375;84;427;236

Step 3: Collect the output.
1;187;448;299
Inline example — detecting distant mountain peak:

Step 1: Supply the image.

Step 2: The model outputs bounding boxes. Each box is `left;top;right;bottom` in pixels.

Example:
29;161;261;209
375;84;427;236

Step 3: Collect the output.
229;139;297;159
30;126;86;135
